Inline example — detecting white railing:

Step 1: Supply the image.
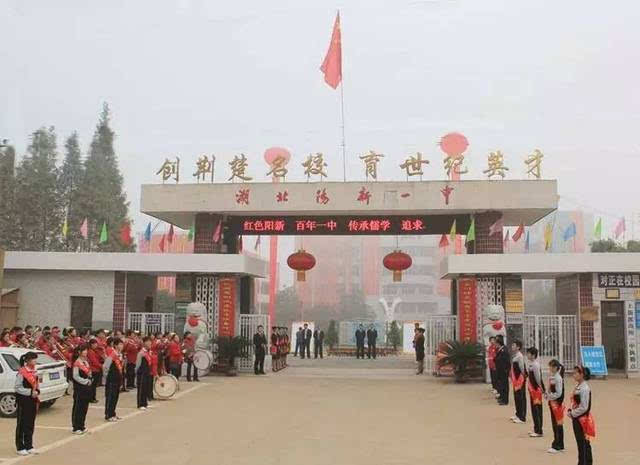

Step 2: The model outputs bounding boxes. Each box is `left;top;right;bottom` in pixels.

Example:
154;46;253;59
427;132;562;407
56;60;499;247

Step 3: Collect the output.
524;315;578;371
424;315;457;373
237;314;270;372
127;312;175;335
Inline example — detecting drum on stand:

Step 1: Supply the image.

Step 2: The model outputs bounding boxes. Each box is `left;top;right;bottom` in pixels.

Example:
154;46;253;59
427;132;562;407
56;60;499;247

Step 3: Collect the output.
154;374;179;399
193;349;213;374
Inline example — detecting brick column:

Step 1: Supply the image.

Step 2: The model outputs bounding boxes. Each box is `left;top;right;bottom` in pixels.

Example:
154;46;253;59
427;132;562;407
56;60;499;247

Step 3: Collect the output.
579;273;594;346
194;213;223;254
112;271;126;331
467;211;503;254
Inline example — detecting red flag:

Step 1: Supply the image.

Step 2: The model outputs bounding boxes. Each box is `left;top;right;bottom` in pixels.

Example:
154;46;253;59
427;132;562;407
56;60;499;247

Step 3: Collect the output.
320;12;342;89
512;222;525;242
159;234;166;252
439;233;449;248
614;217;626;238
213;221;222;243
120;222;132;246
80;218;88;240
167;224;175;244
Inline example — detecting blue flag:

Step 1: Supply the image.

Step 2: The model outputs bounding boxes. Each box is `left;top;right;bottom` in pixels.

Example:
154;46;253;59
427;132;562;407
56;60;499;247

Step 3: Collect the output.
144;222;152;242
524;231;530;252
563;222;577;241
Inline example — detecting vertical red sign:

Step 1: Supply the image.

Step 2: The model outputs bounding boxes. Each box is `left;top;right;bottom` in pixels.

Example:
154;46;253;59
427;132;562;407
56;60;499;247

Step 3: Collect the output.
457;278;477;342
218;278;236;337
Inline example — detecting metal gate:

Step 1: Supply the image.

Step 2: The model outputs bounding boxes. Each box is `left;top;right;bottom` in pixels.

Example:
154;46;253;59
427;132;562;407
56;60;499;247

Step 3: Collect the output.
424;315;457;373
237;314;269;372
523;315;578;370
127;313;175;334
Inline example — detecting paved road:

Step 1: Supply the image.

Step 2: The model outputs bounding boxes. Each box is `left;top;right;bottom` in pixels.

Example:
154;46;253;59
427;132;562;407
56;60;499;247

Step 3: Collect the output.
0;356;638;464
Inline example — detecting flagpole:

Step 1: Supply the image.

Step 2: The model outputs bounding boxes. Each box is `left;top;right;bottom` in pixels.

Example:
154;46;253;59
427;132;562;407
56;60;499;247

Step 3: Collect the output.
340;82;346;182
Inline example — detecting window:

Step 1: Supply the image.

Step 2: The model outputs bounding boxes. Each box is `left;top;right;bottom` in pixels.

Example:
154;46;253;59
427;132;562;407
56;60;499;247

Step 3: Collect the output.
2;354;20;371
35;353;58;365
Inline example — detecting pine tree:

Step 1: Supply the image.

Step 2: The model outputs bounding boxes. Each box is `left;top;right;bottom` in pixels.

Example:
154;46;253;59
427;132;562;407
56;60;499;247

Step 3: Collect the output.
76;103;134;252
0;142;17;249
57;132;85;251
325;320;339;349
387;321;402;351
13;127;63;251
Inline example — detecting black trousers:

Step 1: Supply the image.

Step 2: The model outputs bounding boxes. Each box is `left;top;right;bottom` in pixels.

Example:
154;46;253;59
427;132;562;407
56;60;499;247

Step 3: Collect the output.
302;341;310;358
530;399;543;434
186;361;199;381
90;370;101;401
136;374;149;408
367;343;376;359
72;390;90;431
314;341;323;359
146;374;154;401
126;362;136;388
15;395;36;451
294;341;301;356
513;387;526;421
254;351;265;373
104;382;120;419
497;374;509;404
170;362;181;379
489;369;497;390
549;404;564;450
572;418;593;465
356;343;365;359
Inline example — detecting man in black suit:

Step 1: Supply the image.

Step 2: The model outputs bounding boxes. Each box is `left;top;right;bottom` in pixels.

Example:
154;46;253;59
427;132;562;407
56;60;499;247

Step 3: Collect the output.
301;324;312;359
355;324;366;359
252;325;267;375
313;327;325;359
294;327;303;357
366;325;378;359
493;335;511;405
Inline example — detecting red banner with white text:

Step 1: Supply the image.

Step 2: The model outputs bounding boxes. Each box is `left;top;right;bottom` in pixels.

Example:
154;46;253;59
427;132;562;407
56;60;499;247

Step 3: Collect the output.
218;278;236;338
457;278;477;342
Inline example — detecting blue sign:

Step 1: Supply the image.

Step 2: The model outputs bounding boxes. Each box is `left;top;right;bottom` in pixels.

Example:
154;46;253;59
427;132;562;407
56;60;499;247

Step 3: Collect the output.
635;301;640;329
580;346;608;376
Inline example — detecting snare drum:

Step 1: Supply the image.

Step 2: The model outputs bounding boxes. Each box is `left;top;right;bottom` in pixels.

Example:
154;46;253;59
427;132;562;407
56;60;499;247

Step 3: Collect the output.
193;349;213;372
154;374;179;399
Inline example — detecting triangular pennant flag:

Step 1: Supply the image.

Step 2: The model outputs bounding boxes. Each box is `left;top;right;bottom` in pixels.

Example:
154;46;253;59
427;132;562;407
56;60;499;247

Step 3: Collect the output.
563;222;577;241
465;218;475;243
99;222;108;244
320;12;342;89
449;219;457;244
504;230;510;246
489;217;504;236
188;224;194;241
213;220;222;243
159;234;166;252
614;217;625;239
120;222;132;246
167;224;175;244
62;217;68;238
544;222;553;251
594;217;602;241
524;231;530;253
512;222;525;242
144;222;152;242
80;218;88;240
254;235;261;251
438;233;449;248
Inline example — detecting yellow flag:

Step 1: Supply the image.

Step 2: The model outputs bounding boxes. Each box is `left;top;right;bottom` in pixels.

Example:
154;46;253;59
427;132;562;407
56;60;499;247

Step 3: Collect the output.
450;219;457;244
544;222;553;251
62;218;68;238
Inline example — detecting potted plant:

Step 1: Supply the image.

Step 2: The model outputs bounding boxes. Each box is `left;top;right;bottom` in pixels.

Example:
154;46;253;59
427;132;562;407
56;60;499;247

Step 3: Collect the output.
212;336;250;376
439;340;485;383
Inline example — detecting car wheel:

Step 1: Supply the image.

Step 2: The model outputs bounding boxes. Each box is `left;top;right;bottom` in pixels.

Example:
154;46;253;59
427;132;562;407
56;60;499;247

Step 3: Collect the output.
0;393;18;418
40;399;56;408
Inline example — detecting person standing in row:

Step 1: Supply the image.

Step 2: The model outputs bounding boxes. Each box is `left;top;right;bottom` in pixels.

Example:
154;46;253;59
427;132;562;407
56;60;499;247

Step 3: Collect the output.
253;325;267;375
301;324;312;359
545;359;565;453
183;332;199;382
313;327;324;359
87;338;102;404
71;344;92;435
510;340;527;424
103;338;124;422
167;334;183;379
414;328;426;374
124;331;139;389
294;327;302;357
487;337;498;395
568;365;595;465
135;337;153;410
366;325;378;359
15;351;40;456
493;335;510;405
526;347;544;438
355;324;366;359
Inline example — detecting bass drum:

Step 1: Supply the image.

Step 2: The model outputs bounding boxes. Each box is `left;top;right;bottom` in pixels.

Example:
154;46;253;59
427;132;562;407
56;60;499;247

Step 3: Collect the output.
154;374;179;400
193;349;213;374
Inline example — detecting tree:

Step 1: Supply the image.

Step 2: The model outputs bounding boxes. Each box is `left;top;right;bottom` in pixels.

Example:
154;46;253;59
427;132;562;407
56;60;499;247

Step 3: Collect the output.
0;142;17;249
591;239;640;253
325;320;338;349
387;320;402;350
13;127;63;251
337;290;374;322
76;104;134;252
274;285;302;326
57;132;85;251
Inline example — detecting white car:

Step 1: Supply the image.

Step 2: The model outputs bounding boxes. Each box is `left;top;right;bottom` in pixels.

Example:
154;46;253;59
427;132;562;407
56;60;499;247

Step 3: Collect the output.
0;347;69;418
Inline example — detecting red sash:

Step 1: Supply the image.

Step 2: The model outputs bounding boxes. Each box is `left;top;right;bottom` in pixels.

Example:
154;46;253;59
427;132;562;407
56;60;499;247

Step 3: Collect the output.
18;367;40;410
111;354;123;374
572;397;596;441
527;380;543;405
142;349;152;367
549;400;565;424
510;368;525;391
74;359;91;376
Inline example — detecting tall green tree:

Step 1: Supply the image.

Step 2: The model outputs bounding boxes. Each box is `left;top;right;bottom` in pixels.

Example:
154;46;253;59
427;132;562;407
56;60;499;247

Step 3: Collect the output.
387;320;402;350
13;127;63;251
56;132;85;251
76;104;134;252
325;320;338;349
0;142;17;249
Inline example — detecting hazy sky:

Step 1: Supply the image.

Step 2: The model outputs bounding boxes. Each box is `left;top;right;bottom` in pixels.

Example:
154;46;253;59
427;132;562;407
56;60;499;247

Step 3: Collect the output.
2;0;640;243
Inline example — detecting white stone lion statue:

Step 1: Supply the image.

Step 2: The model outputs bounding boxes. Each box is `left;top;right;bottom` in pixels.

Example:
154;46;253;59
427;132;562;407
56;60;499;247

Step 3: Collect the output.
482;304;506;347
183;302;209;349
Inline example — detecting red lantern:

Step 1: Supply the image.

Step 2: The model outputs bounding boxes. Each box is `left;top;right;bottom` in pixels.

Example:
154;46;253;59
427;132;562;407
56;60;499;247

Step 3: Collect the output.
287;249;316;282
264;147;291;166
383;250;412;282
439;132;469;158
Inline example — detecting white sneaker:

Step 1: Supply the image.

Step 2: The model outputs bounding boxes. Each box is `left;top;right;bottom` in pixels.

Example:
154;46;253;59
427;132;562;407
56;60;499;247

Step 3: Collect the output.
72;430;82;435
27;448;39;454
139;406;147;410
512;418;525;424
510;415;518;420
17;450;29;456
547;448;558;454
529;432;543;437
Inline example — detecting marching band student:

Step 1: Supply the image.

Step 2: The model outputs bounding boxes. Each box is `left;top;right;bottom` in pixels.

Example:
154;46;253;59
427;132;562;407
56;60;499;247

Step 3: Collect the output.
283;328;290;367
510;340;527;424
183;331;199;382
148;335;158;400
0;330;11;347
167;333;183;379
15;351;40;456
545;359;565;453
526;347;544;437
135;337;153;410
271;327;279;371
103;338;124;422
87;339;102;403
487;337;498;395
71;344;92;435
124;330;140;389
568;366;595;465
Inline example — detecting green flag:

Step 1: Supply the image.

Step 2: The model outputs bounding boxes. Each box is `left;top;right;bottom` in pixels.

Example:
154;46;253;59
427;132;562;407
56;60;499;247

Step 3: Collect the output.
466;218;475;243
188;224;194;241
99;221;108;244
594;217;602;241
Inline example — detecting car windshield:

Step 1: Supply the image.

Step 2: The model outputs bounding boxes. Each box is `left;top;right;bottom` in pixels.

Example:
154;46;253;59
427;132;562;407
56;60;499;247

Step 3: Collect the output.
1;352;58;371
